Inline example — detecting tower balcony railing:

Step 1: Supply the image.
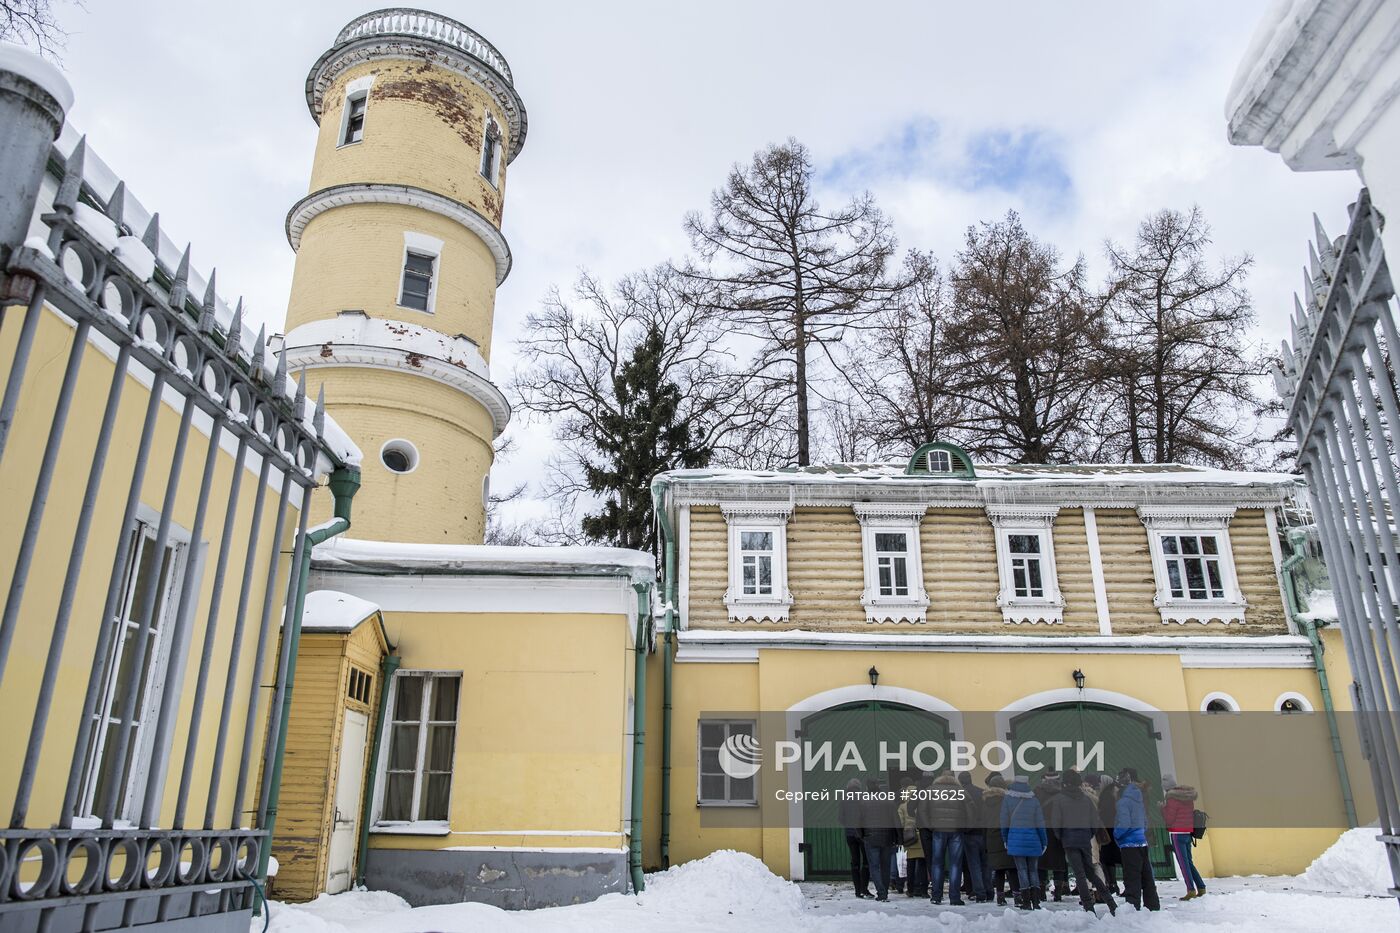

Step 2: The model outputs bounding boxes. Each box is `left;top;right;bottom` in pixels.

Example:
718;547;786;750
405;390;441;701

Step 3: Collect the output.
337;8;514;84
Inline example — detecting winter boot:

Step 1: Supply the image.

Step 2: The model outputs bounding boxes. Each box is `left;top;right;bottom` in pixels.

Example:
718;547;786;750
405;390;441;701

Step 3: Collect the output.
1105;895;1118;916
1180;890;1198;901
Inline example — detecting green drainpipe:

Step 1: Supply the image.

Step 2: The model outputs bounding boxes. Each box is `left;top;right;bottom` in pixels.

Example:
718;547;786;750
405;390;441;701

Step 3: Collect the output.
355;651;400;887
257;466;361;887
650;476;677;869
629;581;653;893
1281;529;1358;828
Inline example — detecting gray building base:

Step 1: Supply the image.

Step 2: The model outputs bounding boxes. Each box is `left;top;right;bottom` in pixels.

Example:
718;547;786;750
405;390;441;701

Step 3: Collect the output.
363;847;629;910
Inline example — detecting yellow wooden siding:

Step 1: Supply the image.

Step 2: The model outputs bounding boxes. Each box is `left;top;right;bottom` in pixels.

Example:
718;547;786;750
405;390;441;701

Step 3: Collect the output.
686;507;729;627
787;508;865;627
1053;509;1100;631
1234;509;1288;632
1095;508;1161;633
920;508;1002;631
272;634;347;901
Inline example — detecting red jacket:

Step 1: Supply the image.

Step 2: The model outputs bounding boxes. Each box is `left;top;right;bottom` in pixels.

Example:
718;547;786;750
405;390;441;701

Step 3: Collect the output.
1161;789;1197;834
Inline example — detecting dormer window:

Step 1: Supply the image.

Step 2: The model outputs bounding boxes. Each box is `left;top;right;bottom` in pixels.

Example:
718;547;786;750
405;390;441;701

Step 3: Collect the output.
926;449;952;472
906;442;975;478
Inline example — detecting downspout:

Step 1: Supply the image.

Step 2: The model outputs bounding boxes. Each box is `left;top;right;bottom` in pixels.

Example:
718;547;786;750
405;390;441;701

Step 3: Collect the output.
257;466;361;886
629;581;652;893
650;476;677;869
1282;528;1358;828
355;650;400;886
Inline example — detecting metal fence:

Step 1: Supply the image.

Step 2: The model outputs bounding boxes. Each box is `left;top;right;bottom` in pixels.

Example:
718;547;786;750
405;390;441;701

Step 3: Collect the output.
1275;187;1400;900
0;138;344;930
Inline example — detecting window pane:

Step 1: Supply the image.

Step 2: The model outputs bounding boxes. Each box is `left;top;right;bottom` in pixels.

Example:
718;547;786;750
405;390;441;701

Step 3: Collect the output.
699;722;725;749
730;721;754;739
126;536;160;623
422;774;451;821
1185;557;1207;595
431;677;460;721
700;774;725;801
757;555;771;592
874;532;906;552
1012;564;1027;594
893;558;908;591
388;725;419;770
382;773;414;821
428;725;455;771
1201;536;1219;555
729;776;755;801
1206;560;1224;597
739;531;772;551
1162;537;1180;555
1027;560;1043;594
1166;562;1183;597
700;748;720;772
1009;534;1039;554
742;557;756;593
1181;536;1201;555
878;561;892;592
394;676;424;721
405;252;434;275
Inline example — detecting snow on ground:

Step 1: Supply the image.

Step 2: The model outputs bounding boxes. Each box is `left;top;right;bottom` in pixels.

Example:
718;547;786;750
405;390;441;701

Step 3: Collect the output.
256;844;1395;933
1297;826;1395;897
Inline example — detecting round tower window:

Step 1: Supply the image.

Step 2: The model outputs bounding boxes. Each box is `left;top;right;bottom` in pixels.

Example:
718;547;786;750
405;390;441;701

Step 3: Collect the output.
380;439;419;474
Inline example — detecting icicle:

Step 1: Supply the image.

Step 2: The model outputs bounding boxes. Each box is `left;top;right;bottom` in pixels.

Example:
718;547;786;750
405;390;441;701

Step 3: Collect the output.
251;324;267;379
197;269;217;334
168;245;192;311
226;299;244;358
53;136;86;213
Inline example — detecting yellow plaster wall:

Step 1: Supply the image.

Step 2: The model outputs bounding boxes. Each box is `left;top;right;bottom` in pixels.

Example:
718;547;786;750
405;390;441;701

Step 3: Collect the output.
365;611;633;854
296;366;495;544
284;203;501;356
0;306;303;831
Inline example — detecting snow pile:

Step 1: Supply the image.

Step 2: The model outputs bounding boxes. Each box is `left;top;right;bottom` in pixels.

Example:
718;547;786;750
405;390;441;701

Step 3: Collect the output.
113;235;156;281
264;890;409;933
1297;827;1393;897
640;850;803;919
73;202;120;252
1297;589;1337;623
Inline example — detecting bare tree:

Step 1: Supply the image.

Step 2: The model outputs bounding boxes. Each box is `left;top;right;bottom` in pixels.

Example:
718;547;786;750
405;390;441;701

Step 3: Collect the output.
843;251;981;456
681;138;900;465
1;1;69;57
1098;206;1260;466
512;265;783;546
939;211;1103;462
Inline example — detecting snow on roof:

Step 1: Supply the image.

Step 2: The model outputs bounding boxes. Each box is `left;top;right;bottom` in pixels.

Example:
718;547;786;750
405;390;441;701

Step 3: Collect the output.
1297;588;1338;623
282;315;491;384
0;42;74;112
312;537;656;582
299;590;380;632
663;461;1302;488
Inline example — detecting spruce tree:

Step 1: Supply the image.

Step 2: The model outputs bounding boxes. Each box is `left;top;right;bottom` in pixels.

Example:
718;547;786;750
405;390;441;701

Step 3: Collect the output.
579;323;711;552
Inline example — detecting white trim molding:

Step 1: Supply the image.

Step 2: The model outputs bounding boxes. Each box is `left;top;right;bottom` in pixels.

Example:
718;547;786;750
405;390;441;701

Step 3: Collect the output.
336;73;375;148
1083;507;1113;635
1138;505;1247;625
987;504;1064;625
721;502;793;623
854;502;929;624
1200;691;1241;713
286;183;513;285
1274;690;1316;713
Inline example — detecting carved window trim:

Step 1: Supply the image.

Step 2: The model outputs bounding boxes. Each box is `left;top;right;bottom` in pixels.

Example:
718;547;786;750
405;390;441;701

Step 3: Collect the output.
1138;505;1247;625
855;503;929;624
721;502;793;623
987;504;1065;624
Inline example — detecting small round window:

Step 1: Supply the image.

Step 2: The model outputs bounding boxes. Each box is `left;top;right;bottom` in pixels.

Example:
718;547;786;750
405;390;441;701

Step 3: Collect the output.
380;439;418;474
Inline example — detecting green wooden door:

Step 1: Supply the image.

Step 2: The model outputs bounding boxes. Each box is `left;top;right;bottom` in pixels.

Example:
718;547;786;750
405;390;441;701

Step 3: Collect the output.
800;702;950;877
1008;702;1175;880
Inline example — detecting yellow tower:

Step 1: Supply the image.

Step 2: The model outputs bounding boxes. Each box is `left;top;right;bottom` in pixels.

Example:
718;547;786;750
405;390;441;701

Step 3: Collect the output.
280;9;525;543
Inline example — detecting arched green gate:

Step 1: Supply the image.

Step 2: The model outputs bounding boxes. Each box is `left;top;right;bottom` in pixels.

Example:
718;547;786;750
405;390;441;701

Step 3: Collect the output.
799;701;951;877
1008;702;1175;880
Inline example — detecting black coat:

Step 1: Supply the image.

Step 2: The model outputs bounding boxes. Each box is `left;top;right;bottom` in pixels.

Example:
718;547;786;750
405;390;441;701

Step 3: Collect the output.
858;788;900;847
1051;784;1103;850
838;794;864;840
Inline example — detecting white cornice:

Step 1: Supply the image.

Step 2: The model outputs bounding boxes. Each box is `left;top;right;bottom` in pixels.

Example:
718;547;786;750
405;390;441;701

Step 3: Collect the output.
853;501;928;525
1137;504;1237;528
985;503;1060;527
720;501;794;523
286;183;512;285
281;340;511;436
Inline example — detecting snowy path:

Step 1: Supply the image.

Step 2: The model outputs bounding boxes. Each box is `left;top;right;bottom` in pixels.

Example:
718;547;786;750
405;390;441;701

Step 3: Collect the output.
259;852;1395;933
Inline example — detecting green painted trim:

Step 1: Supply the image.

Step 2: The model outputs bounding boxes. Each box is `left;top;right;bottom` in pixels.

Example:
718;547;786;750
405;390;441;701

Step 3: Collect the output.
628;582;652;893
650;475;677;870
905;441;976;478
355;652;400;886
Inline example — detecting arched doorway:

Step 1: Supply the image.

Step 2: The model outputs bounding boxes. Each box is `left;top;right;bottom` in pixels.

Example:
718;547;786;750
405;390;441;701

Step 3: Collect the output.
1008;702;1174;880
799;701;952;877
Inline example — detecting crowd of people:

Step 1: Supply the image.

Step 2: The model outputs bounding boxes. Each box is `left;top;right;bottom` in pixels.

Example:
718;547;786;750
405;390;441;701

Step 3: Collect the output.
837;767;1208;914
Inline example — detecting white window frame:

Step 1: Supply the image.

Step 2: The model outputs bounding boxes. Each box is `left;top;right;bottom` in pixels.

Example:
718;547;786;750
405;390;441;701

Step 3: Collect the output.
927;449;953;472
371;670;461;831
337;75;375;148
480;113;503;187
721;502;792;623
1139;505;1247;624
697;718;758;806
855;503;929;624
78;507;190;822
1274;690;1314;713
396;231;443;315
988;504;1064;624
1200;691;1241;714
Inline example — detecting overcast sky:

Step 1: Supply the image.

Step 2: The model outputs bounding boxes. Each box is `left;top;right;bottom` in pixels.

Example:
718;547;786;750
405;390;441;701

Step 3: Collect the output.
46;1;1359;521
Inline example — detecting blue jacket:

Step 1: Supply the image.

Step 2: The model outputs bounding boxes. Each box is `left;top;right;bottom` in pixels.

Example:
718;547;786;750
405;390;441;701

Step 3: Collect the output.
1114;782;1148;848
1000;782;1047;856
